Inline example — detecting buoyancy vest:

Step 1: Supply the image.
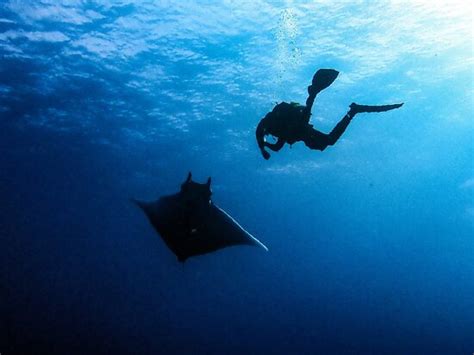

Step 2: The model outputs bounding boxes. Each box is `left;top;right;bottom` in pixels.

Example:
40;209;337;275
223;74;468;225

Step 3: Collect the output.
264;102;308;142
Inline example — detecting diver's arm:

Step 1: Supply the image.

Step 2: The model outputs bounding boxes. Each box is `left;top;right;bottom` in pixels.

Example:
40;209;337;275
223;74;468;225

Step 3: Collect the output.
256;119;271;160
265;138;285;152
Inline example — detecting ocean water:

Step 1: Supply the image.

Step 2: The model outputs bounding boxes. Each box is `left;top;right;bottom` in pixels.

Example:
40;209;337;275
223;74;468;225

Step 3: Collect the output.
1;1;473;354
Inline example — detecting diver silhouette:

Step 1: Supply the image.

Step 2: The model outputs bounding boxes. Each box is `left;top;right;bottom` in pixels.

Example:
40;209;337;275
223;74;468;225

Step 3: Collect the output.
256;69;403;160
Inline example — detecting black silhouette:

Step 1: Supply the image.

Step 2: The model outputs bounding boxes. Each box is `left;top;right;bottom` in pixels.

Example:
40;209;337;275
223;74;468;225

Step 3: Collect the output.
256;69;404;159
132;172;268;262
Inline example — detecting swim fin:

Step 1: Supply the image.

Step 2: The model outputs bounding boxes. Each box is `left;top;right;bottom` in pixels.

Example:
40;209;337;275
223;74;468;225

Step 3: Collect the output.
311;69;339;92
349;102;404;113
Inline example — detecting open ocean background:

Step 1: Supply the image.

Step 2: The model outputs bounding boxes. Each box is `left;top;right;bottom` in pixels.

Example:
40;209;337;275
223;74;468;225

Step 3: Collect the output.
1;1;473;354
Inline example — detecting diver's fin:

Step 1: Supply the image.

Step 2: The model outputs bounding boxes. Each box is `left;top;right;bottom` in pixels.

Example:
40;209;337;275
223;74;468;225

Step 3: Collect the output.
349;102;404;113
310;69;339;93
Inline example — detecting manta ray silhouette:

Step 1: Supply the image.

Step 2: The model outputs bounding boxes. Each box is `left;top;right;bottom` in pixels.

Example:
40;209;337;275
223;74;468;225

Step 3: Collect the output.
133;172;268;262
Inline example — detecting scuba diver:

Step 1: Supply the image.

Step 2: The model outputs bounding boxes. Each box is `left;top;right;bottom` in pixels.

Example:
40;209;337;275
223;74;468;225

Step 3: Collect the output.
256;69;403;160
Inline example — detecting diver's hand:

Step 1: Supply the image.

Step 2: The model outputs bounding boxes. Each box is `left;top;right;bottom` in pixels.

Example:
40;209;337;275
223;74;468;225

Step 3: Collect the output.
261;149;270;160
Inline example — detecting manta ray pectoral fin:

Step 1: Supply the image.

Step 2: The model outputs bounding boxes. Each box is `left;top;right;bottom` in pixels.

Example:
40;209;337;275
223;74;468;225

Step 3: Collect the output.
130;198;146;210
213;205;269;251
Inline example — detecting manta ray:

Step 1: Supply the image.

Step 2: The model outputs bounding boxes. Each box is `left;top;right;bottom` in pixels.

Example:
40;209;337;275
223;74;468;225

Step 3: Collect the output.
133;173;268;262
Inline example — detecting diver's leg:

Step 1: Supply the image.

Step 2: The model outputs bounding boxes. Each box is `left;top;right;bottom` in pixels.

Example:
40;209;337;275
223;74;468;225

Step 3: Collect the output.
303;69;340;119
325;108;356;146
304;105;357;150
302;89;317;120
302;127;331;151
304;101;404;151
324;102;404;146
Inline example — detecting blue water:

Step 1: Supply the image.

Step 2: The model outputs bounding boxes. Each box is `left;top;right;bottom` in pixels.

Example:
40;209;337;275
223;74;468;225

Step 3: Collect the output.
1;2;473;354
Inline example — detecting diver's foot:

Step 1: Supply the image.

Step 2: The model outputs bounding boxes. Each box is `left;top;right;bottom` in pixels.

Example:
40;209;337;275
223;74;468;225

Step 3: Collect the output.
349;102;363;113
349;102;404;114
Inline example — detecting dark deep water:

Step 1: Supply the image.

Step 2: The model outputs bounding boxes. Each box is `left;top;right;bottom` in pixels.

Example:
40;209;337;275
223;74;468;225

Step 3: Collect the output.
1;1;473;354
